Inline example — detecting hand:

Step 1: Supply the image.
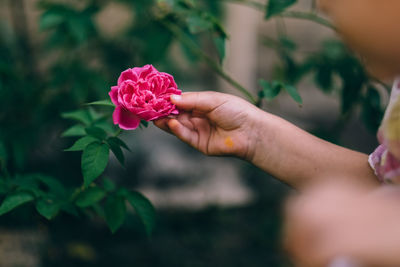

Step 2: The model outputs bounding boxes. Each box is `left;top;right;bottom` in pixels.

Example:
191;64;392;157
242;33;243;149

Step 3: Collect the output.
284;181;400;267
154;91;261;159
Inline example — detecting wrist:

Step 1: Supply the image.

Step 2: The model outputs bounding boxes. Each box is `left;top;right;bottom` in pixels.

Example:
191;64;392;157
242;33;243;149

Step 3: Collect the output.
244;108;277;164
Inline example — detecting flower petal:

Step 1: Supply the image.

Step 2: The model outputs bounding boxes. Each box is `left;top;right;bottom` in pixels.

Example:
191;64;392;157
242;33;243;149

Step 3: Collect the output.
138;64;157;79
109;86;119;105
113;106;141;130
118;69;138;85
137;109;163;121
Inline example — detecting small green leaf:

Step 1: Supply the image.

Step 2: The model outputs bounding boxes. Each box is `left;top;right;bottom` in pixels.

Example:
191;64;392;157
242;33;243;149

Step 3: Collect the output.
35;198;60;220
102;178;116;192
93;120;117;135
266;0;297;18
67;17;88;43
361;86;383;132
105;195;126;233
315;65;333;92
284;84;302;104
88;107;103;122
0;141;7;170
62;124;86;137
0;191;34;216
82;142;109;187
64;136;98;152
107;138;125;166
107;137;130;151
40;11;64;30
34;174;67;197
62;110;92;125
213;36;226;64
140;120;149;128
125;191;156;236
259;79;281;100
85;99;115;107
75;187;106;208
85;126;107;140
187;14;213;34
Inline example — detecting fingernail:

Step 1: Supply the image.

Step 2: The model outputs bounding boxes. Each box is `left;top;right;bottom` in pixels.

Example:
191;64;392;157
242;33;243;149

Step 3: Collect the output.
328;257;362;267
171;94;182;101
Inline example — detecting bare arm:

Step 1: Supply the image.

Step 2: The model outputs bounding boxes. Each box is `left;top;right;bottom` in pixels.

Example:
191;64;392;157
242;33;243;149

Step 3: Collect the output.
248;110;379;189
155;92;379;190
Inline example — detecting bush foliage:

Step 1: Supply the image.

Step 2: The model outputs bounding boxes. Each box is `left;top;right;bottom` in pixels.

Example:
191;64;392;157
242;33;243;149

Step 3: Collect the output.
0;0;385;234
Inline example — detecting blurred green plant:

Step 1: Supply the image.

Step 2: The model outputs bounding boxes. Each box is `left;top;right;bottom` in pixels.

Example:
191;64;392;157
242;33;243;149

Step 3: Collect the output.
0;0;386;235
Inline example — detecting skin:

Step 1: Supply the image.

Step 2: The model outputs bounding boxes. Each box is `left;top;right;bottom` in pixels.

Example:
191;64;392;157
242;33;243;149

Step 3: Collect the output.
155;92;379;190
284;182;400;267
154;1;400;265
318;0;400;78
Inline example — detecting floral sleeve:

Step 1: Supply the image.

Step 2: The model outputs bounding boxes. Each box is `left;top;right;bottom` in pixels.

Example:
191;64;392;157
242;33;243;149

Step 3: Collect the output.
369;78;400;184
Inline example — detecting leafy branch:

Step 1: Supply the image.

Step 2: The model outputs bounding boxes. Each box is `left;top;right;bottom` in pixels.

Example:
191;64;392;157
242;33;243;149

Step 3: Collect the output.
161;20;258;105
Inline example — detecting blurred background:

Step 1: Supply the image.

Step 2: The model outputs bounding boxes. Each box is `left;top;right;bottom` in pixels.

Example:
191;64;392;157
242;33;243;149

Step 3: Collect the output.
0;0;385;266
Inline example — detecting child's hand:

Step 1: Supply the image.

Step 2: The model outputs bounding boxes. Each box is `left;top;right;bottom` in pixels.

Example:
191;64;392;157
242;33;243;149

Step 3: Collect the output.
284;181;400;267
154;91;260;159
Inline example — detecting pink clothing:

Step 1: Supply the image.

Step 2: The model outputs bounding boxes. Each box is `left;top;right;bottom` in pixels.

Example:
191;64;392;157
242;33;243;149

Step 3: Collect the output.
369;78;400;183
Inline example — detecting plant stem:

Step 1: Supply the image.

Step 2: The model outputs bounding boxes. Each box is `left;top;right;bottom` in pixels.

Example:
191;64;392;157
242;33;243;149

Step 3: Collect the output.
280;11;335;30
161;20;258;104
219;0;265;10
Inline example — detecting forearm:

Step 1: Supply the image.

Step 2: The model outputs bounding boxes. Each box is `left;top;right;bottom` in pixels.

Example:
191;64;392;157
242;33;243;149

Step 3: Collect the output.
248;110;380;189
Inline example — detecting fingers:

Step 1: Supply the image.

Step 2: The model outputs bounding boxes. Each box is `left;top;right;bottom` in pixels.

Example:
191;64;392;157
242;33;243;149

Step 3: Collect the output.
153;118;172;134
167;119;197;147
170;91;227;113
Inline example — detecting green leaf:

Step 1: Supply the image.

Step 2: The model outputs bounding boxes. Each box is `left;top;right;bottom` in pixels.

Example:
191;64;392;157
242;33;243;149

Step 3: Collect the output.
107;138;125;166
279;36;297;51
35;198;60;220
34;174;67;197
62;110;92;125
187;14;213;34
266;0;297;18
88;107;103;122
284;84;302;104
93;120;117;135
361;86;383;132
0;141;7;170
0;191;34;216
67;17;88;43
62;124;86;137
0;178;11;194
64;136;98;152
75;187;106;208
140;120;149;128
105;195;126;233
259;80;281;100
125;191;156;236
40;11;64;30
85;126;107;140
102;178;116;192
85;99;115;107
315;65;333;92
107;137;130;151
213;36;226;64
82;142;109;187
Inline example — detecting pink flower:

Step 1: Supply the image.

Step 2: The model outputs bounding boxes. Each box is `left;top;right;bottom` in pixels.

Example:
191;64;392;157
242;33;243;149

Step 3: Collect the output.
109;65;181;130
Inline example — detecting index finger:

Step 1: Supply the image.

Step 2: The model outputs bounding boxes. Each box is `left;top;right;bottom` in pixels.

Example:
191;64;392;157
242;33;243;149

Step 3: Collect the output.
170;91;227;113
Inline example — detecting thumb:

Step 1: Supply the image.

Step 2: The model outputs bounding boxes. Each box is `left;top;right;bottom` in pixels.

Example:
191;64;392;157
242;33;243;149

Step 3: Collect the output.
170;91;224;112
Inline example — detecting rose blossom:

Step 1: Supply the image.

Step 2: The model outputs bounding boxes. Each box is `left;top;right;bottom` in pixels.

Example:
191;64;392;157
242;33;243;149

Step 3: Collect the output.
109;64;181;130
